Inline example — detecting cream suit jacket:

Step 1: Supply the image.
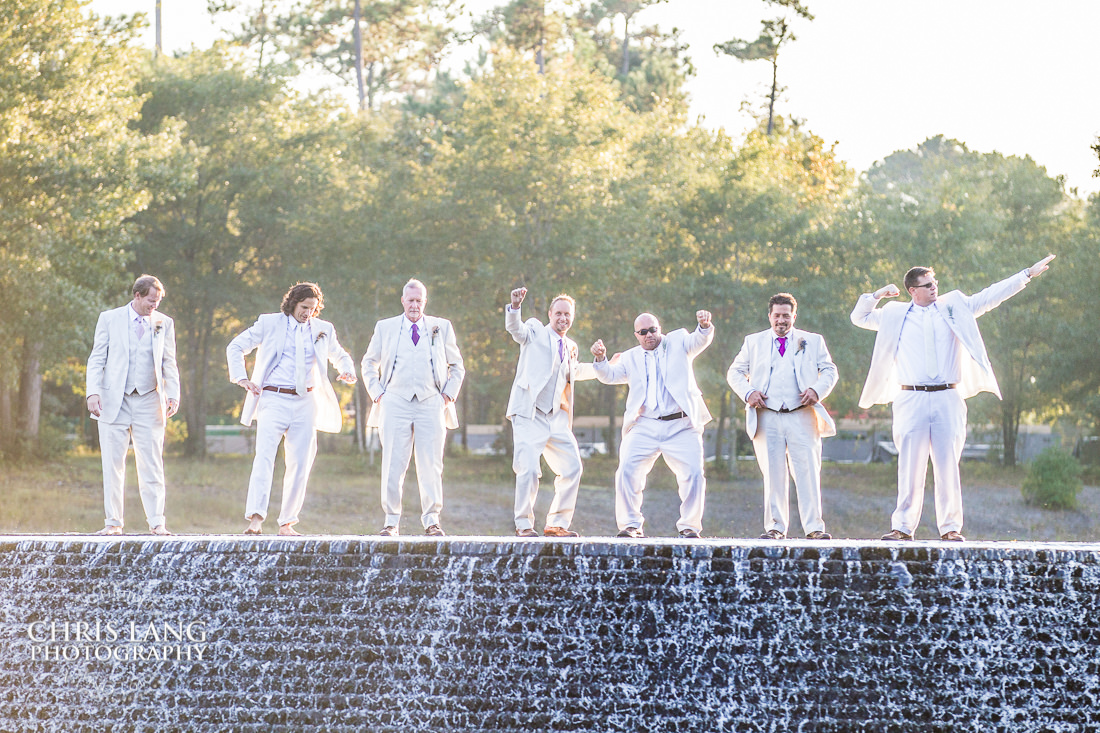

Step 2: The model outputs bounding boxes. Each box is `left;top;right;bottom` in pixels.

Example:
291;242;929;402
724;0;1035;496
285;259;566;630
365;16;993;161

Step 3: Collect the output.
504;308;596;427
361;314;465;430
594;326;714;435
727;327;838;439
850;270;1030;409
86;304;180;424
226;313;354;433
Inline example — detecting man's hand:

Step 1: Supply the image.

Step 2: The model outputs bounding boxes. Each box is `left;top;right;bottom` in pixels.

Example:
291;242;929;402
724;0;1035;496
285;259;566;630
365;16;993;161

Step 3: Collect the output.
87;395;102;418
697;310;712;329
238;379;261;396
166;398;180;418
510;287;527;310
799;388;820;407
591;339;607;362
337;372;358;385
874;284;901;299
1029;254;1056;278
745;391;767;409
442;394;454;405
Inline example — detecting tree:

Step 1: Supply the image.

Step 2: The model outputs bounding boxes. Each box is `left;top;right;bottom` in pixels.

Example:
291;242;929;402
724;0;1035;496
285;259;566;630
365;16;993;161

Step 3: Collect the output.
0;0;184;455
713;0;812;136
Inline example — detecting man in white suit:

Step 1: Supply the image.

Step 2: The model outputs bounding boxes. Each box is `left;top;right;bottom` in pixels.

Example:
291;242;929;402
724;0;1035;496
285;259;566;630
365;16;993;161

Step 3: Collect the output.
227;282;357;536
728;293;839;541
86;274;180;535
361;279;465;537
851;255;1055;542
505;287;597;538
591;310;714;538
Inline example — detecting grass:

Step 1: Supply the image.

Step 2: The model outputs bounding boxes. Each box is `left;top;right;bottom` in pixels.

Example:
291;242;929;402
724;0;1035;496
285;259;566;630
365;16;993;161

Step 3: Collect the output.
1;451;1097;542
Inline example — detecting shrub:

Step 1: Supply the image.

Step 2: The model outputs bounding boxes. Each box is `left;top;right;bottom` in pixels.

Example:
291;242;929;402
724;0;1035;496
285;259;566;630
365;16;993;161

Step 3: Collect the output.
1022;448;1083;510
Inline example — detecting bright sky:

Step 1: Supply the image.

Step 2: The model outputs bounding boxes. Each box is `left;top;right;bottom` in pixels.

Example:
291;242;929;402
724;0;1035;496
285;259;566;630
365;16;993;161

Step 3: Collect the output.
90;0;1100;196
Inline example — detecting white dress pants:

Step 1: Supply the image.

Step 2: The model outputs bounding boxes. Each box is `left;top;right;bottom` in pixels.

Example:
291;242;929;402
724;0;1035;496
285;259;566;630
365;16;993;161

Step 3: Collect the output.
98;391;167;529
615;416;706;533
512;409;583;531
891;388;967;536
380;393;446;529
752;408;825;536
245;391;318;527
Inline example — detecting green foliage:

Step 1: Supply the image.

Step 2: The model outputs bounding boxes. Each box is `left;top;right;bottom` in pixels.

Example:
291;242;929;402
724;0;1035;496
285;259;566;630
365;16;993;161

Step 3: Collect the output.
1022;447;1083;510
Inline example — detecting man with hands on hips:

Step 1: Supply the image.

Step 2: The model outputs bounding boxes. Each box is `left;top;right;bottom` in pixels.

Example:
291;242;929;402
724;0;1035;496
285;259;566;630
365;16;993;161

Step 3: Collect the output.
728;292;839;541
851;254;1055;542
591;309;714;539
228;282;357;536
505;287;598;537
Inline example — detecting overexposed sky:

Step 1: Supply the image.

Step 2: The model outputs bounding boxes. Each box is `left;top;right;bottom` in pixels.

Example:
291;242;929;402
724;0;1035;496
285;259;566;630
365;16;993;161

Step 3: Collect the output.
90;0;1100;195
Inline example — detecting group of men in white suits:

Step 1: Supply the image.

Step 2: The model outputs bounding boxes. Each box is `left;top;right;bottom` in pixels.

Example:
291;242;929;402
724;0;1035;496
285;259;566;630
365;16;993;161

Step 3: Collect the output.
87;254;1055;541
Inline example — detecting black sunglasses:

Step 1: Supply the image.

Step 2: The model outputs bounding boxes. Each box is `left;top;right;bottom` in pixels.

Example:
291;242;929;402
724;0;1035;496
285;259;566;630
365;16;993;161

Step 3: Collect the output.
635;326;659;335
912;281;936;290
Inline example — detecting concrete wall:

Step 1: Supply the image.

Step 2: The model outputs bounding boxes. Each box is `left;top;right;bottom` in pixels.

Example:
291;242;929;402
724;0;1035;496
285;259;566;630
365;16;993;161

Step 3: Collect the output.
2;537;1099;732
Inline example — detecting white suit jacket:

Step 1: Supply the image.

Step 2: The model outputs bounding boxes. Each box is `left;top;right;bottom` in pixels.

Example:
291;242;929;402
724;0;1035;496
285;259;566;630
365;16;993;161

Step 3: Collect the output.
504;307;596;427
226;313;355;433
361;314;465;430
850;270;1030;409
86;304;180;424
727;327;839;439
594;326;715;435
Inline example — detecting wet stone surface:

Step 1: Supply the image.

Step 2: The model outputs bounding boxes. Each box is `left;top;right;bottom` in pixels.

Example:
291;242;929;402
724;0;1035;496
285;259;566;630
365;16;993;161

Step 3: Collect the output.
2;537;1099;732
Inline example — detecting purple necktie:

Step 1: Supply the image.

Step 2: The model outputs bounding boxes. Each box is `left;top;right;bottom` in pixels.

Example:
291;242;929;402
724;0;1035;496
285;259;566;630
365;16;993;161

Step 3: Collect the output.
558;338;564;362
777;336;787;356
411;323;420;345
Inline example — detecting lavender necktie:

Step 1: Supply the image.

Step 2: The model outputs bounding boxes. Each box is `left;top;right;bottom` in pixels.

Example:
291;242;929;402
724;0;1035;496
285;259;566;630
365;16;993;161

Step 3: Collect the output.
411;323;420;345
558;338;564;362
778;336;787;356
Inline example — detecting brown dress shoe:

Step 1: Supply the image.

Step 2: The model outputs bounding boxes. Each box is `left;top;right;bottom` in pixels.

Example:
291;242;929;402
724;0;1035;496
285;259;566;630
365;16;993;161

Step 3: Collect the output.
881;529;913;541
378;526;398;537
616;526;644;538
940;531;966;541
543;526;579;537
678;528;701;539
515;528;539;537
759;529;785;540
425;524;446;537
805;531;832;540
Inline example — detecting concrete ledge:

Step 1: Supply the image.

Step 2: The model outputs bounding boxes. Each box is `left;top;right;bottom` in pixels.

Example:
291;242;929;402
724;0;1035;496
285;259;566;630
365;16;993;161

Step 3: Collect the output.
3;536;1099;732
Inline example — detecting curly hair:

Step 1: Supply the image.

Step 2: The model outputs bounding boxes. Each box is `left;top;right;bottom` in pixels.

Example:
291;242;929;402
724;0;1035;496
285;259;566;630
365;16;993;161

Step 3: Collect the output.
280;282;324;316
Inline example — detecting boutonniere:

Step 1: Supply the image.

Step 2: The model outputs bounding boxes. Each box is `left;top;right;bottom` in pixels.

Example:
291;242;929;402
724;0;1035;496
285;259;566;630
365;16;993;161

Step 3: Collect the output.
946;305;955;322
569;345;578;361
431;325;440;344
153;323;163;337
314;331;326;344
796;338;807;355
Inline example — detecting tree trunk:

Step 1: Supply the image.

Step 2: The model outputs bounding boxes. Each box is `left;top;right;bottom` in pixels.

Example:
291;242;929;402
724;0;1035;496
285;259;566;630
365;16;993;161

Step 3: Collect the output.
0;378;13;445
1002;400;1020;468
181;320;209;459
606;388;618;459
713;388;728;470
353;0;367;113
18;336;43;440
620;15;631;76
767;57;778;136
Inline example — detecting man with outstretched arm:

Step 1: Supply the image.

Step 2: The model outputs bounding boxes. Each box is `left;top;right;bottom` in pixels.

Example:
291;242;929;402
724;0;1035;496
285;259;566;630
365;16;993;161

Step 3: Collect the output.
851;254;1055;542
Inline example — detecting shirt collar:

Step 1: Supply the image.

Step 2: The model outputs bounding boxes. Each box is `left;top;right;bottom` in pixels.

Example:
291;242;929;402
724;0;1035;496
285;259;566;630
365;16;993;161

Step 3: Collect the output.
129;303;148;322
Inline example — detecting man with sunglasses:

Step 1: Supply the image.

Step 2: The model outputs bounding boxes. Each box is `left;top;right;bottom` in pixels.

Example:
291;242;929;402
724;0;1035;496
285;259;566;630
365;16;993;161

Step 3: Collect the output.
591;310;714;538
851;254;1055;542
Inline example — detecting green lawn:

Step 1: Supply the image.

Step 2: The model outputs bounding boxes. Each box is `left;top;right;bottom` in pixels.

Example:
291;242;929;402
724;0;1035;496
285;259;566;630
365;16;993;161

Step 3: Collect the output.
1;452;1096;542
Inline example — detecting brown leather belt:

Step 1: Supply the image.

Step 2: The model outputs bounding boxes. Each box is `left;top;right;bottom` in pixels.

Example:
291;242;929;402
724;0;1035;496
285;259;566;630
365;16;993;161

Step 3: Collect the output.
658;411;688;421
262;386;313;395
901;384;956;392
768;405;807;413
